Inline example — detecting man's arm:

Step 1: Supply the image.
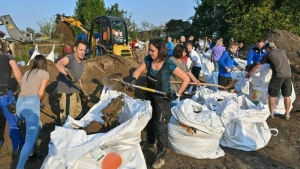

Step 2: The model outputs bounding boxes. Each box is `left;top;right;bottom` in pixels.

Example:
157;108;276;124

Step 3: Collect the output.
55;56;70;75
245;63;262;78
9;60;22;83
218;53;227;68
247;50;254;65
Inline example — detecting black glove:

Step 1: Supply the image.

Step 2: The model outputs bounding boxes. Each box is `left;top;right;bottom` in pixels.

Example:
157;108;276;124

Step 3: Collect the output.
166;90;179;101
129;77;137;90
85;94;91;102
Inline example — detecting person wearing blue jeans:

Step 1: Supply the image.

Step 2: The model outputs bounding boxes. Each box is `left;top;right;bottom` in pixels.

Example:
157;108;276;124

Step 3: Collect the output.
16;55;49;169
0;45;23;151
0;90;24;152
16;96;42;168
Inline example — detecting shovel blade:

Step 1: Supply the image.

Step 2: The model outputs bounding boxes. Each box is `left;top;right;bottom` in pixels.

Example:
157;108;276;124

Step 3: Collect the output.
103;73;123;90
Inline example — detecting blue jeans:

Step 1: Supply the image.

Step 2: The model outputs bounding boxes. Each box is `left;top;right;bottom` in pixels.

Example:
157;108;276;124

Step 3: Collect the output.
0;90;24;152
16;95;42;169
213;61;219;72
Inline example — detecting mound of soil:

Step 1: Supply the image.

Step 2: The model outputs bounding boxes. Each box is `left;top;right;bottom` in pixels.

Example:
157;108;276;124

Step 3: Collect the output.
102;95;124;128
132;50;148;64
240;29;300;73
83;121;104;134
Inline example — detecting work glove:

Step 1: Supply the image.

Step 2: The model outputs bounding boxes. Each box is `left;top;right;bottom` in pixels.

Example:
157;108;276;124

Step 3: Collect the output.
166;90;180;101
128;77;137;91
84;94;91;102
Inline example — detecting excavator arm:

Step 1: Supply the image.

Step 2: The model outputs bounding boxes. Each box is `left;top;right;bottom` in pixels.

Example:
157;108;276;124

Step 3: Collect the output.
56;14;89;35
0;15;35;43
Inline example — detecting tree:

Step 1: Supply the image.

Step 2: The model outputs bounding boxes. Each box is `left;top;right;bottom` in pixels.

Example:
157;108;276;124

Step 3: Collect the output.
191;0;300;45
105;3;126;18
74;0;106;26
37;18;56;37
165;19;191;39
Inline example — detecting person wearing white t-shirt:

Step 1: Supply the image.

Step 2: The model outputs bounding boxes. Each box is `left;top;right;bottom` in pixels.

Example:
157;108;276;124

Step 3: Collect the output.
187;42;201;94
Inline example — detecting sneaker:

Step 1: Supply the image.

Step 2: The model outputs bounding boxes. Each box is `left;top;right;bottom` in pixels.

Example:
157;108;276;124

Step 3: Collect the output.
28;152;40;161
269;113;274;119
152;158;165;169
285;114;290;120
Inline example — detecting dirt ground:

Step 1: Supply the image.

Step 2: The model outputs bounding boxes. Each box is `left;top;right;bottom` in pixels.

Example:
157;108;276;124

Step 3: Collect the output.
1;31;300;169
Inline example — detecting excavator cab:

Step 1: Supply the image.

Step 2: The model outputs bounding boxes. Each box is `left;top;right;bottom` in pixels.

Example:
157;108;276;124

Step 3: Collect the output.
89;16;132;58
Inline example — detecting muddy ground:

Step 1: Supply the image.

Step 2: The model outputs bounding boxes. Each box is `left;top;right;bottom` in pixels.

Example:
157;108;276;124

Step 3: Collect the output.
1;31;300;169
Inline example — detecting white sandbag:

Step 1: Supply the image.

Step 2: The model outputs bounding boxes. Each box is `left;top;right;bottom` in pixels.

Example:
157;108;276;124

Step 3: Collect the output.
27;44;40;65
41;90;151;169
46;44;55;62
202;71;219;91
168;99;225;159
218;97;278;151
246;65;296;114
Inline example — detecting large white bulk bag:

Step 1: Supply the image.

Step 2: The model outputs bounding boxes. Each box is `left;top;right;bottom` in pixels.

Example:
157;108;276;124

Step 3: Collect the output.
168;99;225;159
219;96;278;151
41;90;151;169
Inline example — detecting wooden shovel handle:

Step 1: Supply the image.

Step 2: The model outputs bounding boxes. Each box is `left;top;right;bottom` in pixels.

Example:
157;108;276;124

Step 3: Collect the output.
170;81;226;89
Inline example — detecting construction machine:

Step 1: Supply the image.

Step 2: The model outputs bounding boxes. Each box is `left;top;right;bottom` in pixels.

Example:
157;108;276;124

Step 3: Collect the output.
0;15;36;43
56;14;132;58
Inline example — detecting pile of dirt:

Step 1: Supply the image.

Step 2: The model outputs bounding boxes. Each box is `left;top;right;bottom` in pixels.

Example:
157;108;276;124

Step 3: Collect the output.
240;29;300;73
102;95;124;128
83;121;104;134
51;22;76;51
132;50;148;64
83;95;124;134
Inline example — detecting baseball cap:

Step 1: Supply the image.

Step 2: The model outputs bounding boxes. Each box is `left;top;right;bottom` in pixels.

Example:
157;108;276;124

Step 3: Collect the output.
265;42;276;49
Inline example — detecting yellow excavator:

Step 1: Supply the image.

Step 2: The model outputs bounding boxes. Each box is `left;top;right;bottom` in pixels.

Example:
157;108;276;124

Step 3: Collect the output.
56;14;132;58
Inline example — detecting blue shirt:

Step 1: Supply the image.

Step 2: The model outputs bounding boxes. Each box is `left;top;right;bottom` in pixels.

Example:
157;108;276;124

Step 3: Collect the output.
166;42;174;57
247;47;267;64
144;55;177;92
218;50;238;77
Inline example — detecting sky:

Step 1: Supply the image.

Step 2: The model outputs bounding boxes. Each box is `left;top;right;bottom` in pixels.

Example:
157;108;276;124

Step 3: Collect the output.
0;0;196;36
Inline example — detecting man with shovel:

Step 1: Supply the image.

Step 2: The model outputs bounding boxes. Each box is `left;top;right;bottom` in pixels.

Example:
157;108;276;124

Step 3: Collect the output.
55;40;86;124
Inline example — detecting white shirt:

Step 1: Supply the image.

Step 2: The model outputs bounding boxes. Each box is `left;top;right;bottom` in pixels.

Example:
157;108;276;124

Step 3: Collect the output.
190;49;202;67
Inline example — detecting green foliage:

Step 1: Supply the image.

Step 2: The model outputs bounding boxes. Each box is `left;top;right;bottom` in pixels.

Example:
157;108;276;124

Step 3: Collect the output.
37;18;56;37
165;19;191;39
191;0;300;45
105;3;126;18
15;44;31;63
74;0;106;26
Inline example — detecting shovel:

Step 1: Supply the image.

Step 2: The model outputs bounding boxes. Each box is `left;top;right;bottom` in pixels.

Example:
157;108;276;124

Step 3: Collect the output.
65;69;99;103
103;73;166;95
170;79;238;90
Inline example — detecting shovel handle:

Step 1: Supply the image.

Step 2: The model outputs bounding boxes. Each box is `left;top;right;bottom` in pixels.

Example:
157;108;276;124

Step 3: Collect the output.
121;79;166;95
170;81;226;89
65;69;89;97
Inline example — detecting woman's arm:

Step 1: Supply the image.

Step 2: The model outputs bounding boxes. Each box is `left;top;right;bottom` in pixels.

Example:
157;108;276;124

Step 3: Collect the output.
187;72;201;86
38;79;49;100
172;67;190;95
132;61;146;79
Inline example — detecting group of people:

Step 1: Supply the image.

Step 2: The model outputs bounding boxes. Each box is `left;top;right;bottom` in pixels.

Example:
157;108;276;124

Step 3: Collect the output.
129;36;292;168
0;33;293;169
0;40;86;169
